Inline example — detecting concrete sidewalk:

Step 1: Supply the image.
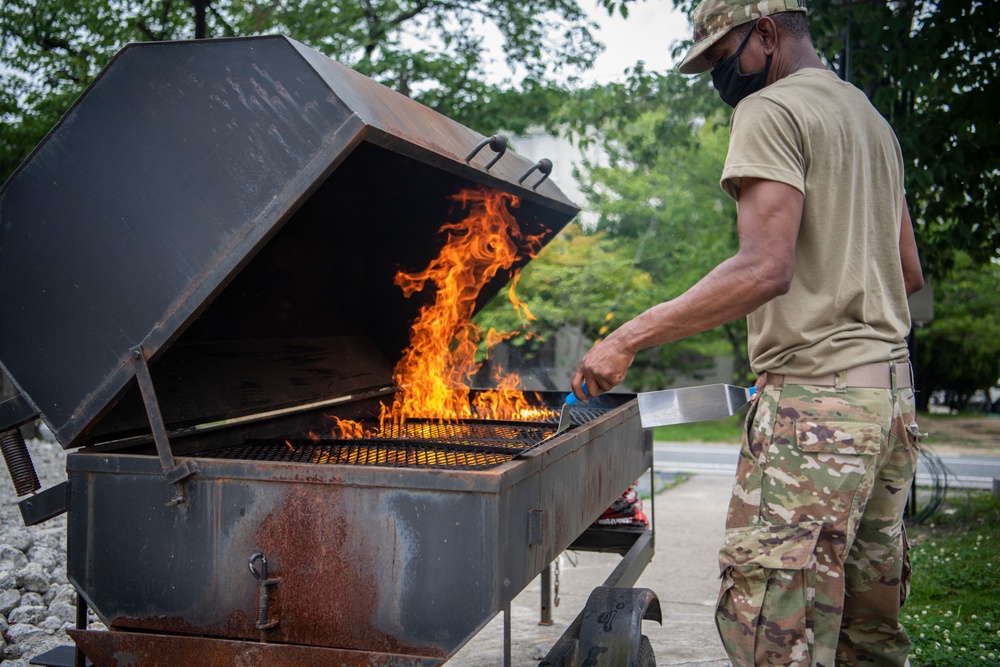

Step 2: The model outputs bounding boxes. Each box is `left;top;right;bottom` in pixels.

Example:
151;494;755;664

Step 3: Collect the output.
447;474;734;666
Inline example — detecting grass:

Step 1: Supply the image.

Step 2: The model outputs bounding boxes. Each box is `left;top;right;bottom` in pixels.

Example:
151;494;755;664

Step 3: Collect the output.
904;491;1000;665
652;413;745;444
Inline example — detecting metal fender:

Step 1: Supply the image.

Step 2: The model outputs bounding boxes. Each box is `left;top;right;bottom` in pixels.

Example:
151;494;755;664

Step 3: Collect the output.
574;586;662;667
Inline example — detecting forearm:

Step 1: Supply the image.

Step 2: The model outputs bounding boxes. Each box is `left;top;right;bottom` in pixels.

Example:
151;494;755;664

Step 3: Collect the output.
606;251;787;356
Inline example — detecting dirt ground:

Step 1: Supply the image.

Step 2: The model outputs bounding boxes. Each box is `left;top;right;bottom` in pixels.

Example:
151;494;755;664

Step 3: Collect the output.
919;415;1000;456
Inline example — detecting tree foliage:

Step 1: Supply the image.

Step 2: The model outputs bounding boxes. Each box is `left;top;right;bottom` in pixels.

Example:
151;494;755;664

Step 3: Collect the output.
474;222;654;346
0;0;634;183
913;254;1000;412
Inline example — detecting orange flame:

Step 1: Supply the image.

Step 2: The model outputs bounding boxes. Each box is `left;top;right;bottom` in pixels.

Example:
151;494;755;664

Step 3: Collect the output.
384;187;549;425
325;187;556;439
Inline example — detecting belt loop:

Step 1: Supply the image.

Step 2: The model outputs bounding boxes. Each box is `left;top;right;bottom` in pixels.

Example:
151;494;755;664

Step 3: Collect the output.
891;362;899;393
835;370;847;393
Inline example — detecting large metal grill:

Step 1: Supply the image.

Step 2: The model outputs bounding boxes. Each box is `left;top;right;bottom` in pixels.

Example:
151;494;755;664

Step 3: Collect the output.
0;35;657;667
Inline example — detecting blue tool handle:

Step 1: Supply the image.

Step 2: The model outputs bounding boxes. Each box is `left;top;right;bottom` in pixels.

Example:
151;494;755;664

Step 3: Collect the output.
749;386;757;398
565;380;589;405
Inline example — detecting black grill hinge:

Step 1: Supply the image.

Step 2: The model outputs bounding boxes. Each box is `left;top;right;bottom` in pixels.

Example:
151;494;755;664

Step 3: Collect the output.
130;345;198;506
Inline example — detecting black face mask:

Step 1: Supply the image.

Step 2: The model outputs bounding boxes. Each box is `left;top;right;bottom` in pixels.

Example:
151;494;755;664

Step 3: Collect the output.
711;25;772;108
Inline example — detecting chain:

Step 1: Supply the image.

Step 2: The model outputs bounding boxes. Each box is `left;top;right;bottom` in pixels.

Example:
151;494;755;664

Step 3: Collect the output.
554;556;560;607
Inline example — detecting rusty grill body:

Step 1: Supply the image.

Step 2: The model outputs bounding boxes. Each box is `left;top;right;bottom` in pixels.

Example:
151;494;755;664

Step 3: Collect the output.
0;36;652;666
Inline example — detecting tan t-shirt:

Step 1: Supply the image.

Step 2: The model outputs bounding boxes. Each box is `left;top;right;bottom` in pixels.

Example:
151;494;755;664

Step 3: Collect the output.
721;68;911;376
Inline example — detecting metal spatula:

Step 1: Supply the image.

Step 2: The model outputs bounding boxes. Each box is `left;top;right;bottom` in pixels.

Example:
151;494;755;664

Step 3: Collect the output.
523;403;572;455
638;383;756;428
553;402;572;435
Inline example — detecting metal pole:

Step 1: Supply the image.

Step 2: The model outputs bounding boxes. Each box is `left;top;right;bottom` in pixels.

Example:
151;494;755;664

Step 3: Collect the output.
503;578;512;667
540;563;554;625
75;594;88;667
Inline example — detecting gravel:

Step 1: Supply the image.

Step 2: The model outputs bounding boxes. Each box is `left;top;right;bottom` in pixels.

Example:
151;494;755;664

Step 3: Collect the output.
0;434;105;667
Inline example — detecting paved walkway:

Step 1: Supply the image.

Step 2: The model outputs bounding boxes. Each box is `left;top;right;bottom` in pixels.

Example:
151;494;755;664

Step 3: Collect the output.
447;474;733;666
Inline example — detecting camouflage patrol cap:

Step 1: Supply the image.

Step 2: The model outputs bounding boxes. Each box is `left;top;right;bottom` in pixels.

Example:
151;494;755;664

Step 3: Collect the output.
678;0;808;74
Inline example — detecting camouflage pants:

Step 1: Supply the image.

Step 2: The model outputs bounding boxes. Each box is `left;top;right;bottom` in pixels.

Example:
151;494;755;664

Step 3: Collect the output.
715;376;920;667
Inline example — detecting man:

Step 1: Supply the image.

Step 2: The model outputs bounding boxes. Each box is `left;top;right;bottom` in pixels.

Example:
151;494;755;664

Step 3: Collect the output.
570;1;924;665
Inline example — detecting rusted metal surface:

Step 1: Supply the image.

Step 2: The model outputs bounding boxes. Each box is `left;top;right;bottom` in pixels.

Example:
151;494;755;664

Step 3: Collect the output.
68;629;445;667
66;398;649;662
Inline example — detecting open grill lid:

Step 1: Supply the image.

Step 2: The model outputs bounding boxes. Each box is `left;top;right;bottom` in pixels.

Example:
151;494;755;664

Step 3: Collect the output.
0;36;578;450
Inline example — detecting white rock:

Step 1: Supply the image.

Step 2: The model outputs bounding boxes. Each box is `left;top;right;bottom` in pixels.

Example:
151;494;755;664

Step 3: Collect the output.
0;589;21;616
14;564;48;594
38;615;64;634
49;584;76;606
48;600;76;625
18;593;43;608
4;622;42;644
3;529;33;554
0;548;27;573
12;632;54;661
8;606;47;626
0;571;16;590
27;547;59;572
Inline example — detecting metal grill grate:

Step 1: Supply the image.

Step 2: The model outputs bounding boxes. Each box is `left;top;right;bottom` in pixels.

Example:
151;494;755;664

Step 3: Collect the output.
352;420;550;447
198;407;613;471
568;407;608;427
202;440;516;470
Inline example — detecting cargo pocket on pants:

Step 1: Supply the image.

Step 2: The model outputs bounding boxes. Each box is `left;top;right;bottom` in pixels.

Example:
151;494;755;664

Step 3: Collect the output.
716;522;823;667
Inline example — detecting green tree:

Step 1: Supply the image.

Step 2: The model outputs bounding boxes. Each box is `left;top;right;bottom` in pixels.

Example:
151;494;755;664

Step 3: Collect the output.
913;254;1000;412
0;0;641;183
668;0;1000;272
472;221;655;366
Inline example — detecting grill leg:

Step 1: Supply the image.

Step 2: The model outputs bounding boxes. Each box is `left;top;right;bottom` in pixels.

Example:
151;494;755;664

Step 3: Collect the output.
503;578;512;667
75;594;88;667
540;562;554;626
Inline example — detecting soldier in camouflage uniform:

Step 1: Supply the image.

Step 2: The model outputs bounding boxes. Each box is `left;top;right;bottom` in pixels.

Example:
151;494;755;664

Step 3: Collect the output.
571;1;925;665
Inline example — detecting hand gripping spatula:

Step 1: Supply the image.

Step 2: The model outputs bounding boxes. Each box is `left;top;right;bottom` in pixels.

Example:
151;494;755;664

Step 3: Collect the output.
637;383;756;428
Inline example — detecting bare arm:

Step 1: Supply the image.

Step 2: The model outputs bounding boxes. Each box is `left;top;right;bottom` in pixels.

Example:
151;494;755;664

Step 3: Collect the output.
571;177;803;399
899;200;924;297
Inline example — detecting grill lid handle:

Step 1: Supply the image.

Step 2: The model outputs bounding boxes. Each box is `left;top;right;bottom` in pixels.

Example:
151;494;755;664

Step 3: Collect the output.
464;134;508;171
518;159;553;190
